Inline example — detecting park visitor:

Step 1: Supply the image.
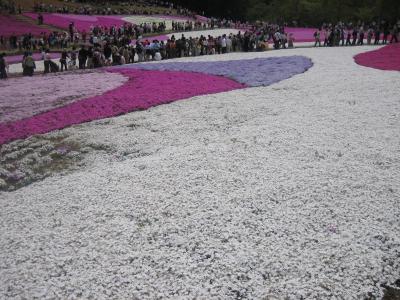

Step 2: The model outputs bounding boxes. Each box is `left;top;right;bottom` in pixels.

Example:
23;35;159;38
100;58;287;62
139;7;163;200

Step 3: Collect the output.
0;53;7;79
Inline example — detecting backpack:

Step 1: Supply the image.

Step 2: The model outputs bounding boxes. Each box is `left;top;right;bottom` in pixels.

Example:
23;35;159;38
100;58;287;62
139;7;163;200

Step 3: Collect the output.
25;57;35;68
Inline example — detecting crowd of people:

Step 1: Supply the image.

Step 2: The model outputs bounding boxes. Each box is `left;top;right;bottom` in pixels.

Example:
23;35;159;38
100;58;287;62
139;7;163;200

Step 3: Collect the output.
1;21;166;51
32;0;194;17
0;14;253;52
4;18;399;79
0;26;297;79
172;20;204;32
1;1;399;79
0;0;187;16
313;21;399;47
0;0;22;14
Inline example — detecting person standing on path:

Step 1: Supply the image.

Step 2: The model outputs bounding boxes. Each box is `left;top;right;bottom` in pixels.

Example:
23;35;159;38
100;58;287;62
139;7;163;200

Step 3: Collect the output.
221;34;227;53
43;49;51;73
0;53;8;79
352;27;358;45
345;29;352;46
22;53;35;76
383;22;389;44
38;13;44;25
314;29;321;47
288;33;294;48
340;26;345;46
78;46;87;69
70;46;77;69
358;26;365;45
374;25;381;44
390;24;399;43
69;22;75;40
60;50;68;72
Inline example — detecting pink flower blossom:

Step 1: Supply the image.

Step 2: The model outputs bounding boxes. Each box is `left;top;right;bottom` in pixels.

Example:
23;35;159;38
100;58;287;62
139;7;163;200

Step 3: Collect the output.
0;15;49;37
284;27;318;42
23;13;127;32
354;43;400;71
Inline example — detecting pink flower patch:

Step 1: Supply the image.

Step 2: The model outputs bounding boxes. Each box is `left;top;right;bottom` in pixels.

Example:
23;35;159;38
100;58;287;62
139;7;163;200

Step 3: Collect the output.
0;69;245;145
24;13;127;32
0;71;128;124
0;14;49;37
284;27;318;42
6;53;61;65
354;43;400;71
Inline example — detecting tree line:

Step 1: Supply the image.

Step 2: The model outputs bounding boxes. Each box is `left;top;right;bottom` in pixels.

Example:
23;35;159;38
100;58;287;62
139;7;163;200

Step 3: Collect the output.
173;0;400;26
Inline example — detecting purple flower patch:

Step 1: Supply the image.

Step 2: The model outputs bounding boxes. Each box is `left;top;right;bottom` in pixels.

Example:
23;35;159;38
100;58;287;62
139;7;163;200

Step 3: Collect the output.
55;146;70;155
117;56;313;87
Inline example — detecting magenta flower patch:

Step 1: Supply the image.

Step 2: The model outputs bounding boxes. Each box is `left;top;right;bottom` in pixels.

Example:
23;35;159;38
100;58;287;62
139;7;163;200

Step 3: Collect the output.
354;43;400;71
284;27;318;42
117;56;313;87
0;15;49;37
23;13;127;32
22;13;192;32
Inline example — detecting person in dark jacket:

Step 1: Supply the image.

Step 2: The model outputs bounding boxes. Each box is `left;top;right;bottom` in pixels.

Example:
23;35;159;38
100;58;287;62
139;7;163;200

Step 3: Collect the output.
390;24;399;43
23;52;35;76
78;46;87;69
60;50;68;72
382;22;389;44
352;28;358;45
103;43;112;61
374;26;381;44
0;53;7;79
43;49;50;73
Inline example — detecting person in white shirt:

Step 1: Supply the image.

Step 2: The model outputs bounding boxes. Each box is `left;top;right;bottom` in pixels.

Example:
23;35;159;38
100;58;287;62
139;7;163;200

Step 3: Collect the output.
221;34;227;53
226;35;232;52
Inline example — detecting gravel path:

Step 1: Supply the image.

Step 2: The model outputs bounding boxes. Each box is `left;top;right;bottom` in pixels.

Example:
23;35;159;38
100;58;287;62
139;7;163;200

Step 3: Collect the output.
1;45;399;299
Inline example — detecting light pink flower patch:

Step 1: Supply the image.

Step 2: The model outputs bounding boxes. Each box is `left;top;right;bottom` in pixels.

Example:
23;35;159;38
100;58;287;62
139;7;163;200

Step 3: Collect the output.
354;43;400;71
0;71;128;123
0;69;245;145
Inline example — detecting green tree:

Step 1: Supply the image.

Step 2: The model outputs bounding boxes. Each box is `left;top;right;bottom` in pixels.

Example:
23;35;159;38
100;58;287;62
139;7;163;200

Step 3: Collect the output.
172;0;400;26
